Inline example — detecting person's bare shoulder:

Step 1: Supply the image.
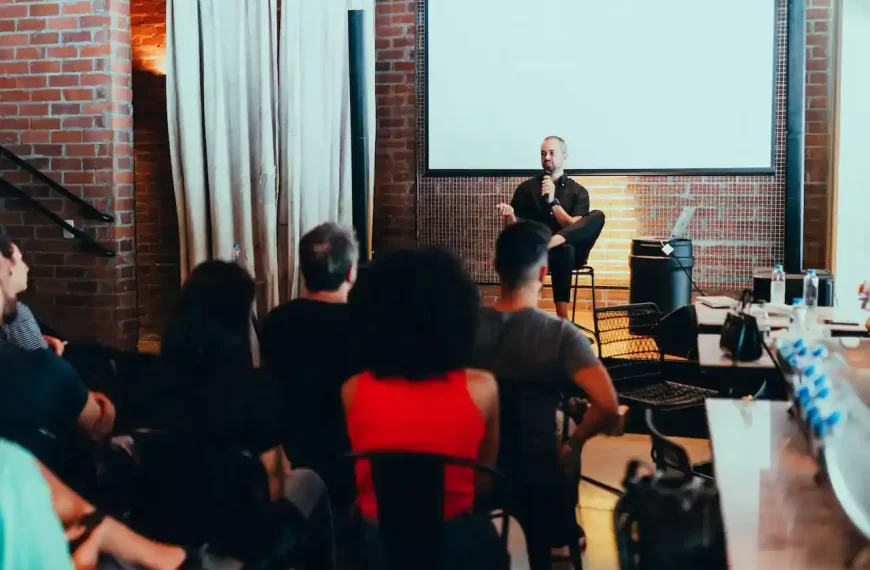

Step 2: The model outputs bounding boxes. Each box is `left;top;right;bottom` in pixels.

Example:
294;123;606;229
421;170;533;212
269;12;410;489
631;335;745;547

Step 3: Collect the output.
465;368;498;409
340;373;364;411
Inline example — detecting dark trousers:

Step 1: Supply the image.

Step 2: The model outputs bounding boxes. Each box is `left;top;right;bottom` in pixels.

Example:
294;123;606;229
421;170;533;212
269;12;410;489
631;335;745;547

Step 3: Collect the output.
548;210;606;303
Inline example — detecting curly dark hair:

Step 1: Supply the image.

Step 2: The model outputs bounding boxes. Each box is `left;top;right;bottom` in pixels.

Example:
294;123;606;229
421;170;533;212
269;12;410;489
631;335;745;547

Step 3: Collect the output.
350;247;480;381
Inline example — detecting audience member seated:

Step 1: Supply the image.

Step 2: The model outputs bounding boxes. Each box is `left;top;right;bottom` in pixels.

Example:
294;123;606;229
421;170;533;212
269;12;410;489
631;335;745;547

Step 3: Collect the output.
472;221;619;567
343;247;502;570
261;222;360;519
0;236;66;354
0;278;200;570
153;259;333;564
0;245;116;457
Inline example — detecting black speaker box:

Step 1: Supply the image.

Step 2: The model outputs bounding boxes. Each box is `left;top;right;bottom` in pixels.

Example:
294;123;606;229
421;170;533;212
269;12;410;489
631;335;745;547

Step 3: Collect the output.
752;269;834;307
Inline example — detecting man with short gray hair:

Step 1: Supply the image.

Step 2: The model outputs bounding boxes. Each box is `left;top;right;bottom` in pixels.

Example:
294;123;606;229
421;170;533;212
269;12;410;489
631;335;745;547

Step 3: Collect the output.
260;222;360;522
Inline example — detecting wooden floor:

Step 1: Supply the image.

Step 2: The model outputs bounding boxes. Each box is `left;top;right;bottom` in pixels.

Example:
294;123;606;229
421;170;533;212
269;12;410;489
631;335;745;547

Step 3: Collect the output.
503;434;713;570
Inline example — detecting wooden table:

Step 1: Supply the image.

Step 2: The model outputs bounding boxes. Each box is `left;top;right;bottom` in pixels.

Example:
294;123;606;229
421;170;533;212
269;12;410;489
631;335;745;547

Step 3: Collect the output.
695;303;869;335
706;400;869;569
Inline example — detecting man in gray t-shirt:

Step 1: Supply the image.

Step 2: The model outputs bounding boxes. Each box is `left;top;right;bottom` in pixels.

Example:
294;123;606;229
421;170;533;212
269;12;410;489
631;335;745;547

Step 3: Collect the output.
472;221;618;562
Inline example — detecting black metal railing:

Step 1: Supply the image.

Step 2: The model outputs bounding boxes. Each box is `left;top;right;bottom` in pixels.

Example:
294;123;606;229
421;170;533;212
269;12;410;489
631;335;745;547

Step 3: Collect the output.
0;144;115;257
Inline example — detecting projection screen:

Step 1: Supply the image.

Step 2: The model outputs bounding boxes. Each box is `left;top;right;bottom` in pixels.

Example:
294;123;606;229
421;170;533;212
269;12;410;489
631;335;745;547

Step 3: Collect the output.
425;0;778;175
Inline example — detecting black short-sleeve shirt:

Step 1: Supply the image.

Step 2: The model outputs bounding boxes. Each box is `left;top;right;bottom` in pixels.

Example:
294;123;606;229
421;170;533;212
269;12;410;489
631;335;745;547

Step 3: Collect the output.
511;174;590;233
0;345;89;436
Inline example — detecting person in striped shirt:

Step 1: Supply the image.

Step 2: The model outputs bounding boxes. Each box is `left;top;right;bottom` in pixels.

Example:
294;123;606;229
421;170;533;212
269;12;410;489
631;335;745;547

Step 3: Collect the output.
0;235;66;354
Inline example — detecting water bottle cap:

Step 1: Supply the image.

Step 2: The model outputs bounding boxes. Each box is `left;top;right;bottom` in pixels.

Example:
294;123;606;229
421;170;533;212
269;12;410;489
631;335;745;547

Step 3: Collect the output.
812;375;828;387
788;356;799;367
797;384;811;398
807;269;816;276
775;264;783;270
793;338;806;347
805;406;820;423
826;410;843;426
804;364;816;376
811;346;828;357
816;387;831;399
811;417;830;438
793;298;804;306
796;347;808;357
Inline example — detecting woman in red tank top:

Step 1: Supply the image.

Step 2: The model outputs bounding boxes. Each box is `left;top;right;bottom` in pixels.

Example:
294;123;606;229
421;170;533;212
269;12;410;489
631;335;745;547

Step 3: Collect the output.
342;247;501;566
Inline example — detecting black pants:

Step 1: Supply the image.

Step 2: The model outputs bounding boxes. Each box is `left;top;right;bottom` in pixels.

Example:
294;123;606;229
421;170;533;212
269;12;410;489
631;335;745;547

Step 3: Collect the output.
549;210;606;303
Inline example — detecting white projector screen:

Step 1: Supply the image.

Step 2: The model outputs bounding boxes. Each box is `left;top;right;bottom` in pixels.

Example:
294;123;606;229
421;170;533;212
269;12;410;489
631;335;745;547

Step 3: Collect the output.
425;0;777;174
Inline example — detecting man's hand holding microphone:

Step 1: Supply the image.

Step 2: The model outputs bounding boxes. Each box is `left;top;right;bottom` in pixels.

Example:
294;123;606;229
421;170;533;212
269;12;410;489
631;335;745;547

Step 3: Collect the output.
541;173;556;203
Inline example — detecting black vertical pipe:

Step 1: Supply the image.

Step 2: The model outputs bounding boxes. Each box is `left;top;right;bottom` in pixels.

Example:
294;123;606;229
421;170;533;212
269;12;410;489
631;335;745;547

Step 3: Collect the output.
784;0;806;273
348;10;371;262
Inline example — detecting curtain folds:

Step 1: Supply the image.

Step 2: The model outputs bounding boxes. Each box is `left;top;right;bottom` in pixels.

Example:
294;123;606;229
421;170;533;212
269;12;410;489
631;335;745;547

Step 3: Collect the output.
166;0;374;306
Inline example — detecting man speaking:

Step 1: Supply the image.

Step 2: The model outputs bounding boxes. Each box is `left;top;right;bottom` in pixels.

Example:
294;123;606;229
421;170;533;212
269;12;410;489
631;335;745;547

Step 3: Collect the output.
496;137;606;320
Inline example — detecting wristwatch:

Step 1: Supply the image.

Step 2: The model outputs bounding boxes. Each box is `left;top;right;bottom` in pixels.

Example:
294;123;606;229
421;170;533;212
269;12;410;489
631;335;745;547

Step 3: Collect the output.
548;198;561;208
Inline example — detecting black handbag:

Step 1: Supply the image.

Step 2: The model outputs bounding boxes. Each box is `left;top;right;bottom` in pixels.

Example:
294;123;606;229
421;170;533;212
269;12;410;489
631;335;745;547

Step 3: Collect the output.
719;289;763;362
614;461;727;570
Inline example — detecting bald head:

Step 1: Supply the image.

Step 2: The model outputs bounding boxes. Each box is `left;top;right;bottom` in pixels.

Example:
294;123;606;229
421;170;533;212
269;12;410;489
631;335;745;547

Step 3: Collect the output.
541;136;568;174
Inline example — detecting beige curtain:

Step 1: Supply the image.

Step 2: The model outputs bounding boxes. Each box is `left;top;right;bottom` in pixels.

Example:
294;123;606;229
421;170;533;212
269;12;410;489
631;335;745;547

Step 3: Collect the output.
168;0;376;304
278;0;376;300
166;0;280;312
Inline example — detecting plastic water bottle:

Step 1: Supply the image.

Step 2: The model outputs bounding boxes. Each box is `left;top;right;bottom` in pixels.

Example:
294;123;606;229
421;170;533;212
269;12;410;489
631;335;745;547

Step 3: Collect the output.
803;269;819;308
771;264;786;305
790;298;808;334
232;243;242;264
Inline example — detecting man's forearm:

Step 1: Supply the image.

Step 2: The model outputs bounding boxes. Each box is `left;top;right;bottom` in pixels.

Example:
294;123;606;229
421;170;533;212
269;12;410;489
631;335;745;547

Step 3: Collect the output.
566;405;618;450
552;206;580;228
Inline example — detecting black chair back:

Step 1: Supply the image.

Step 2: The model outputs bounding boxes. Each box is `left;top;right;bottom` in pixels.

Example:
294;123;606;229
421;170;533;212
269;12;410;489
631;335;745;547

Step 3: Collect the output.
350;451;502;570
124;430;292;564
595;304;716;411
645;409;693;479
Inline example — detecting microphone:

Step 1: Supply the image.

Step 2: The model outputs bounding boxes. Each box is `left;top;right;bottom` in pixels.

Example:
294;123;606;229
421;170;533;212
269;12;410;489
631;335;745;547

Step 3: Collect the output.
542;170;551;197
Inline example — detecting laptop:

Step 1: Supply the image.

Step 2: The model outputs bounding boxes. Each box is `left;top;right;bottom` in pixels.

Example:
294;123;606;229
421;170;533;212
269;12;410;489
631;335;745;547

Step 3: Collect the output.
670;206;697;239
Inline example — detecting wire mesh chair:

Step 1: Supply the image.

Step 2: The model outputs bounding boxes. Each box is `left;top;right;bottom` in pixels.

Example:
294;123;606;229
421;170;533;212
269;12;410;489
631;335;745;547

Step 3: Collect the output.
594;303;717;411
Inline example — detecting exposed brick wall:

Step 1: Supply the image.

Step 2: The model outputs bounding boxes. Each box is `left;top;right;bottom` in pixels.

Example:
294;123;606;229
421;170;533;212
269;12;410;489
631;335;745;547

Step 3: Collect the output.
131;0;176;343
373;0;416;253
398;0;837;304
0;0;136;349
803;1;834;270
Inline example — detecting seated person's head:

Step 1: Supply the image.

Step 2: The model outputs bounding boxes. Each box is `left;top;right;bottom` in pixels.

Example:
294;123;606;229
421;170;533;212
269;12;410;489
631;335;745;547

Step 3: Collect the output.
0;236;29;321
495;221;552;294
300;223;358;297
162;260;255;375
351;247;479;380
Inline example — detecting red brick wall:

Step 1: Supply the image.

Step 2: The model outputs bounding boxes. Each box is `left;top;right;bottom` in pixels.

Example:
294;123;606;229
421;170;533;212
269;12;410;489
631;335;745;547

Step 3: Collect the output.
376;0;836;280
131;0;176;343
803;1;835;270
0;0;136;349
373;0;416;253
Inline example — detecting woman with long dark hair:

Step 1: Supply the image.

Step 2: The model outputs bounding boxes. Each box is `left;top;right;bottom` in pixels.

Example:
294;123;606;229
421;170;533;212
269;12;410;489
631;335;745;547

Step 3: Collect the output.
148;260;333;566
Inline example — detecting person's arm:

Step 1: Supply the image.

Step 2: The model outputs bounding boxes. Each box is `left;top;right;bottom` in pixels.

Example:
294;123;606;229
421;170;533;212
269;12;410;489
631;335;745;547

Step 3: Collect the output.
76;392;115;441
562;363;619;453
552;185;589;228
551;204;582;228
557;327;619;457
465;368;500;469
260;446;293;503
38;462;187;570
